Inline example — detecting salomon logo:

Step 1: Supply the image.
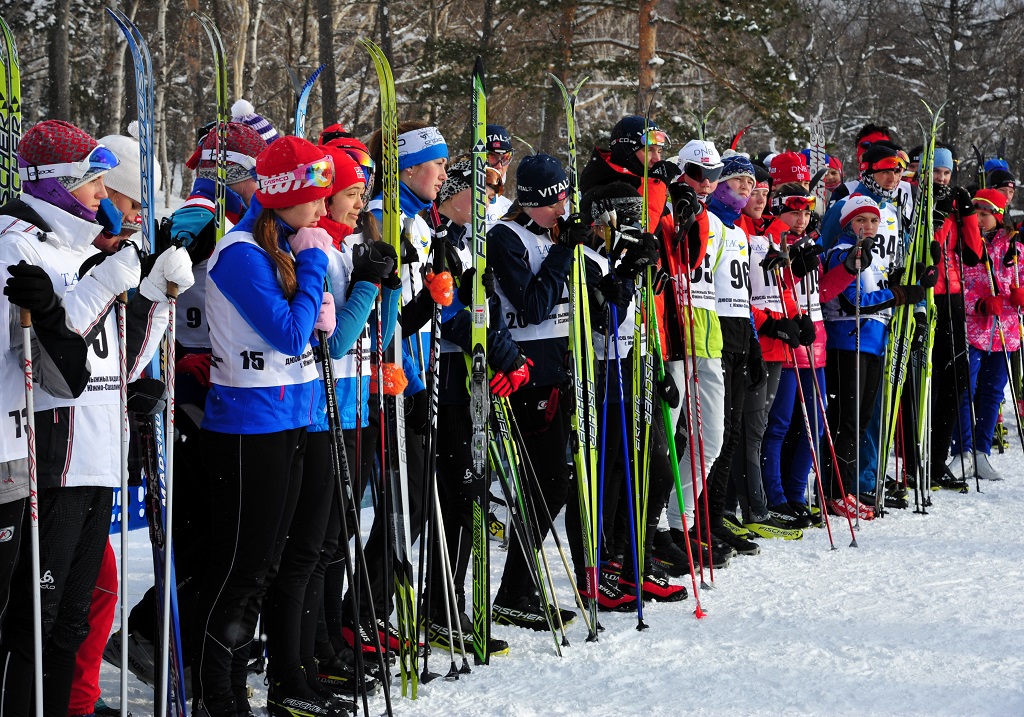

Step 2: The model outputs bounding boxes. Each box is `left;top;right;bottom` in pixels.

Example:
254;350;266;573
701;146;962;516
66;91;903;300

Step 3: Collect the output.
0;526;13;542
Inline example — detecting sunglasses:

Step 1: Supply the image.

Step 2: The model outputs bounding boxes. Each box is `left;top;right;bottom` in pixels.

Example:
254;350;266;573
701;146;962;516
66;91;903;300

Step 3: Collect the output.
20;144;121;182
257;156;335;192
487;150;514;167
683;161;724;183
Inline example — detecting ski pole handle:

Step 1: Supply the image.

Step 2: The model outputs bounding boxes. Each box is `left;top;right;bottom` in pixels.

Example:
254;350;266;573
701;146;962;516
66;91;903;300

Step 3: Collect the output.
167;281;178;300
20;307;30;329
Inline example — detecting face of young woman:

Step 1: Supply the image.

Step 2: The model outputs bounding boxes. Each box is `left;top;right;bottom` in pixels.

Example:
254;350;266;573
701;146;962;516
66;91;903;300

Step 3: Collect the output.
328;182;366;229
997;185;1015;203
276;197;327;229
230;177;258;205
976;209;998;233
849;213;880;238
441;188;472;226
727;176;755;199
932;166;952;186
781;208;811;235
109;189;142;230
71;176;108;212
404;158;448;202
744;188;768;219
823;168;842;190
527;199;567;230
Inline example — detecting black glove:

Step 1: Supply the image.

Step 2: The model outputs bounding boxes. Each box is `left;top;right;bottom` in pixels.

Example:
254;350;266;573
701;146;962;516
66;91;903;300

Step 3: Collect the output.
1004;236;1020;267
374;241;401;290
596;272;626;307
4;261;58;314
656;371;680;409
350;241;393;287
668;181;702;222
405;390;429;436
456;266;496;305
891;284;926;305
760;316;801;348
930;240;942;265
127;377;167;416
843;236;876;274
555;213;592;249
918;264;938;289
933;185;954;220
762;245;787;274
789;237;824;279
747;335;767;390
794;313;816;346
953;186;975;218
805;212;820;238
649;160;681;184
616;232;660;279
911;312;927;350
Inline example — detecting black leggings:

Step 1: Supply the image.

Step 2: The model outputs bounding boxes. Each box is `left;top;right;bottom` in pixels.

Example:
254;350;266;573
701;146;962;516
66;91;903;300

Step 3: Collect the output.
706;349;748;528
192;428;306;716
930;294;970;478
824;349;882;497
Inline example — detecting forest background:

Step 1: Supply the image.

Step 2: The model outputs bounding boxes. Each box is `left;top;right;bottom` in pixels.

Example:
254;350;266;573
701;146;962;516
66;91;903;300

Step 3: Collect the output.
4;0;1021;202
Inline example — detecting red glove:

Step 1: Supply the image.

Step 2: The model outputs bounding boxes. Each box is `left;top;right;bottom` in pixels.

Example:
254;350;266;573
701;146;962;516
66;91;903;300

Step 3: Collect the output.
490;357;533;397
176;352;211;388
1009;287;1024;309
977;295;1005;317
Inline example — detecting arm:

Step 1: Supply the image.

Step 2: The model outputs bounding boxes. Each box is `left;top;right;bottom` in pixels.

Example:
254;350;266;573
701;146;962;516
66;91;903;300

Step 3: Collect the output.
209;242;328;357
328;281;377;359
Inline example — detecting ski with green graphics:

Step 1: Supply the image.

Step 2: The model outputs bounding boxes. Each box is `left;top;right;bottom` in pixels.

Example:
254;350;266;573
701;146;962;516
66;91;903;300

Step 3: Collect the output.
0;12;20;205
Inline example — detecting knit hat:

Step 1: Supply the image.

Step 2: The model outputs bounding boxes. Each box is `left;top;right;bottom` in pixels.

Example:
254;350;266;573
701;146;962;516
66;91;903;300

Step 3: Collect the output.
828;155;843;173
856;130;891;161
255;136;335;209
985;158;1011;174
186;121;268;185
99;121;163;205
933;147;954;171
859;143;905;175
321;145;365;194
231;99;280;145
516;154;569;208
18;119;117;191
973;188;1008;220
438;159;472;205
769;151;810;183
580;181;642;227
486;125;513;152
719;150;756;182
987;168;1016;190
840;193;881;227
322;131;374;186
397;126;448;171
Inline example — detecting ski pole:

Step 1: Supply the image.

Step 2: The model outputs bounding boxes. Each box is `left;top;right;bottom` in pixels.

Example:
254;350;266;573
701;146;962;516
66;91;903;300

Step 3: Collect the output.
429;478;470;676
21;308;44;717
982;253;1024;453
116;294;130;717
158;282;178;717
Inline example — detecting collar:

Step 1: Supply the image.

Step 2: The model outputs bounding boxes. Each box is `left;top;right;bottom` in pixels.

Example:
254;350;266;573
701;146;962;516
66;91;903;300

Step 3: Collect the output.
190;177;248;223
513;211;547;235
20;194;103;251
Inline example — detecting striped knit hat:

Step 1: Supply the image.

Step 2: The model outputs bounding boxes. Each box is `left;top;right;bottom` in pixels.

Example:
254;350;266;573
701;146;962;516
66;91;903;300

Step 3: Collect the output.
231;99;280;145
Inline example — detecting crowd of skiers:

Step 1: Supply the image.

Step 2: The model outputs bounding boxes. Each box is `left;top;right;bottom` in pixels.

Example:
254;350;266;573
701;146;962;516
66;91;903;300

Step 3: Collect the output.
1;102;1019;717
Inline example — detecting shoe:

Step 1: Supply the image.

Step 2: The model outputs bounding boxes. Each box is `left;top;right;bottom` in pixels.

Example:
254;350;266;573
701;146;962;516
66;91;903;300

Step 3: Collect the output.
932;466;969;491
826;495;874;520
946;452;975;480
267;684;353;716
789;502;821;527
314;653;381;696
579;567;638;612
743;515;804;540
93;698;120;717
711;525;760;556
425;620;511;656
341;619;401;654
975;453;1006;481
102;629;193;698
884;487;909;509
619;563;687;602
722;513;754;538
686;527;734;568
651;530;689;577
491;593;575;631
768;503;811;529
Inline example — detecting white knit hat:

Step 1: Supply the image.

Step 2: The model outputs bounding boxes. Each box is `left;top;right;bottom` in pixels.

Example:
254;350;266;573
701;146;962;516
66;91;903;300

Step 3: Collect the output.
99;121;163;204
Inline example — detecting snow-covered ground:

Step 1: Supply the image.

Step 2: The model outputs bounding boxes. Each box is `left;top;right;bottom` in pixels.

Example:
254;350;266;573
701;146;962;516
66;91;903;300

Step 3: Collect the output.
101;455;1024;717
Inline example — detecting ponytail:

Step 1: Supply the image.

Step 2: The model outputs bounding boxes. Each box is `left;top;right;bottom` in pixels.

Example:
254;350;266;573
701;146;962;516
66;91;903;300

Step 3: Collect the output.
252;208;298;298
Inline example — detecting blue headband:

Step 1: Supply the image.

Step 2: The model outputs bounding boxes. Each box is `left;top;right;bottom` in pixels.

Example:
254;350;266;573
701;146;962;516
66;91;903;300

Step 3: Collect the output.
397;126;449;171
933;147;954;171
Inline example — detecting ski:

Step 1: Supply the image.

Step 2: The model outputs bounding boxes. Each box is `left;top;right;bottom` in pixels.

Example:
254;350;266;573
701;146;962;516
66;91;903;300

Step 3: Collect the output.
469;56;491;666
361;37;418;699
193;13;229;242
808;117;827;214
294;63;325;139
106;8;188;716
0;12;20;205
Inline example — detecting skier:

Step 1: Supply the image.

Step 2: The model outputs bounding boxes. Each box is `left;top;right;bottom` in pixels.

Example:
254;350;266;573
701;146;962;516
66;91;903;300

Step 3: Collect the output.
768;151;811;191
0;119;192;717
191;135;337;717
948;188;1021;482
484;124;515;223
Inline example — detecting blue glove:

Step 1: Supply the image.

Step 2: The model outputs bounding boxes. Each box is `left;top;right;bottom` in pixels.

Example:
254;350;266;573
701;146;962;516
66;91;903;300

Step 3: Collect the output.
97;198;122;235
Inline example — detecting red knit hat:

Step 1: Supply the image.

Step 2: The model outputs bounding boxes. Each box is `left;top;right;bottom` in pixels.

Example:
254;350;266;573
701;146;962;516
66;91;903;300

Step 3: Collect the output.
18;120;98;166
840;194;881;227
255;136;335;209
185;121;269;185
322;145;364;193
769;151;810;183
973;187;1008;221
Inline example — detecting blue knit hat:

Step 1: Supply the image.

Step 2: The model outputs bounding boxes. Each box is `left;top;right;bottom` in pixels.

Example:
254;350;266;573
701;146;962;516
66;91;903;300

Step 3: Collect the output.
516;154;569;208
719;150;756;182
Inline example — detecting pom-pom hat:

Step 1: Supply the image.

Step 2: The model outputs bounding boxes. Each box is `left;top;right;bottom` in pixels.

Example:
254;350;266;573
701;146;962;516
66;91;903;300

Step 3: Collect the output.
840;193;881;227
18;119;118;190
256;136;335;209
185;121;269;185
231;99;280;145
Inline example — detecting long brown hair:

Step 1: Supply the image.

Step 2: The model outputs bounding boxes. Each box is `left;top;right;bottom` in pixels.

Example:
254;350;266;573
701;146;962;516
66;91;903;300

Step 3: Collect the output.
367;119;429;198
252;208;298;298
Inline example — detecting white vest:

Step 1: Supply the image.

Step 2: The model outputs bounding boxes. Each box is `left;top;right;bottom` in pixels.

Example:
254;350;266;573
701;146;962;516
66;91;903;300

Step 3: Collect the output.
822;242;892;326
714;221;751;318
206;231;318;388
794;264;823;322
493;219;570;342
685;211;723;311
749;236;784;314
0;299;26;463
580;244;640;359
868;202;903;272
440;239;473;355
328;239;370;380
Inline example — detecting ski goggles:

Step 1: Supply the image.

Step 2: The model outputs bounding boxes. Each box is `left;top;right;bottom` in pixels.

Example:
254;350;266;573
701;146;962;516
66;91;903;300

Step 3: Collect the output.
641;129;671;148
20;145;120;182
198;149;258;171
256;156;335;192
682;161;724;183
487;149;514;167
772;194;815;213
973;197;1006;216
